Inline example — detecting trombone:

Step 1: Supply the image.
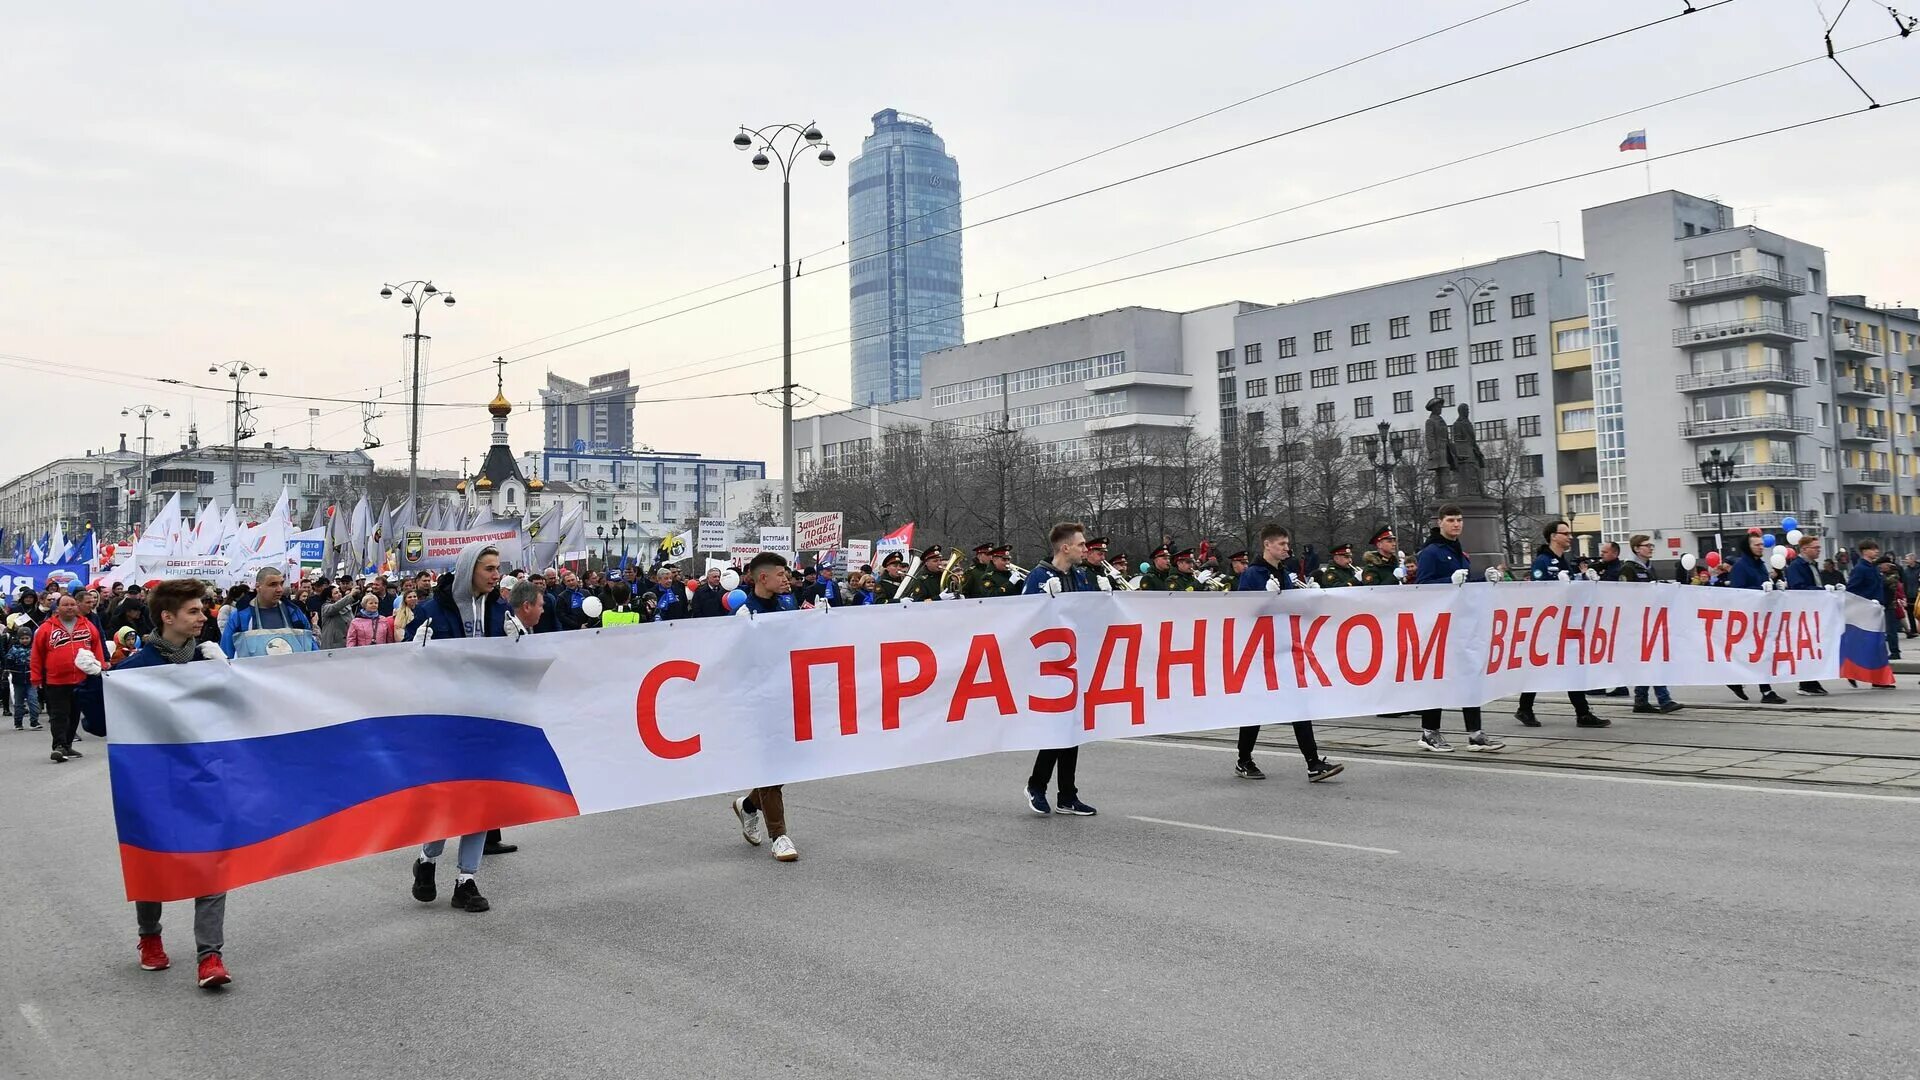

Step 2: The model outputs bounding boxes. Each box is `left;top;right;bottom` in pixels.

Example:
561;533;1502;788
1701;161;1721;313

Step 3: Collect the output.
1193;568;1234;591
1094;559;1135;591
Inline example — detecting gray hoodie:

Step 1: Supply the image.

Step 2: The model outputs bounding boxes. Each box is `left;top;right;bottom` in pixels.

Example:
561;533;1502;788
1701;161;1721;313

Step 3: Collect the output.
450;541;496;637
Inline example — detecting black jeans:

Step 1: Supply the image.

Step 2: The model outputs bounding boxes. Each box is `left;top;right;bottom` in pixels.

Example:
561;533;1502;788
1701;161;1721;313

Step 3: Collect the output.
42;685;78;751
1517;690;1590;716
1420;706;1482;733
1029;748;1078;799
1238;722;1320;764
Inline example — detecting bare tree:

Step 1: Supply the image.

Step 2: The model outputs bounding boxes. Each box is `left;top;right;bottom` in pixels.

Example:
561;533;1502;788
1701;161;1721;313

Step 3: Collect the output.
1480;436;1546;565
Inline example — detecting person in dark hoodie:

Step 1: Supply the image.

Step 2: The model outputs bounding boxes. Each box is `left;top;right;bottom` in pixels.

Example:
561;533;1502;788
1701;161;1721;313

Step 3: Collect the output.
1413;505;1506;753
116;578;233;990
1783;535;1829;697
1726;532;1787;704
403;541;510;906
1232;523;1344;783
1514;520;1605;728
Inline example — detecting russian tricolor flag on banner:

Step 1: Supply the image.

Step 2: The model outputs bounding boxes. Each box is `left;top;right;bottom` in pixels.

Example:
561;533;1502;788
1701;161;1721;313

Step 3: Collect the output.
1620;129;1648;152
1839;594;1896;686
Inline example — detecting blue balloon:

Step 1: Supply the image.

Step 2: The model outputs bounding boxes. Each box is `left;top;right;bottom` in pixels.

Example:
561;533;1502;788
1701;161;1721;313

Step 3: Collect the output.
725;587;749;611
1762;534;1776;548
1780;516;1798;531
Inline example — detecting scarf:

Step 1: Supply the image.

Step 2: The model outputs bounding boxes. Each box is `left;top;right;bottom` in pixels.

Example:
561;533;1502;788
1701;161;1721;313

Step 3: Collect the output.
143;632;198;665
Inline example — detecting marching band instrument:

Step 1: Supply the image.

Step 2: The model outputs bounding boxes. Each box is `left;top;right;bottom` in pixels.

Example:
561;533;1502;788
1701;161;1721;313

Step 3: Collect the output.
1097;560;1136;591
1007;562;1028;586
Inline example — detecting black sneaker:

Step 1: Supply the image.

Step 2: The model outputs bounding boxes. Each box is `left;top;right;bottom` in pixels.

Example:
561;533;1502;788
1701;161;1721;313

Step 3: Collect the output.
61;745;81;758
28;720;40;730
1575;713;1611;728
49;749;66;764
1730;686;1750;701
450;878;490;912
1053;796;1097;817
1307;759;1344;782
1515;709;1541;727
1605;687;1629;697
1234;759;1266;780
1632;703;1658;714
411;858;437;903
1759;692;1787;705
1658;701;1684;713
483;840;518;855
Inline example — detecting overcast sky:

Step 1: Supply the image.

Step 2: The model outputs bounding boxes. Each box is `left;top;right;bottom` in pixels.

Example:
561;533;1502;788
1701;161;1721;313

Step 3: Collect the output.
3;0;1915;486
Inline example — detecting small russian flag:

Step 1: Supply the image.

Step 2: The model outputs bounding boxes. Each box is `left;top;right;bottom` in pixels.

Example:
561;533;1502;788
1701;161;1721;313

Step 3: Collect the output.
1620;129;1648;152
1839;595;1896;686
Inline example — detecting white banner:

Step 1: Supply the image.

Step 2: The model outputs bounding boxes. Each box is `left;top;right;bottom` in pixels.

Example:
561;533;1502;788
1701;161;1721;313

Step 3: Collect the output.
729;543;762;567
103;583;1883;901
396;524;525;573
844;539;873;570
697;518;731;553
758;527;793;559
795;511;842;553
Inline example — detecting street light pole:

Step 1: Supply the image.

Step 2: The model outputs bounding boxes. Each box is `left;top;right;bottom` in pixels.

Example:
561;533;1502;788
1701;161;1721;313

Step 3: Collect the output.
733;121;835;541
120;403;170;529
380;280;457;522
208;362;267;510
1367;419;1406;537
1703;447;1735;558
1435;275;1501;372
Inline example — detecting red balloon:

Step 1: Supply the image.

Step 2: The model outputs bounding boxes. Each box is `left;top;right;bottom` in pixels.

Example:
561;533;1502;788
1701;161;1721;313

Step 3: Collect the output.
1704;551;1723;568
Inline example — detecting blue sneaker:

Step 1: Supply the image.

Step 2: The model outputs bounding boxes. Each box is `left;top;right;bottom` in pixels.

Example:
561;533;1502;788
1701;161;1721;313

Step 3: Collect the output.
1024;787;1051;815
1054;796;1097;817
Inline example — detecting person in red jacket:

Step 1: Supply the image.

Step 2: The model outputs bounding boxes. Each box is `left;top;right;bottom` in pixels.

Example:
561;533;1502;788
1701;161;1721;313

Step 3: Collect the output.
30;593;106;763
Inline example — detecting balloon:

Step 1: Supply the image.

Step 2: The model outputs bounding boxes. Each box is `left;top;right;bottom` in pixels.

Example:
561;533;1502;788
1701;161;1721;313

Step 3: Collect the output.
724;588;749;612
1781;516;1798;532
1769;549;1788;570
1704;551;1722;568
1786;529;1804;545
720;568;741;592
1761;534;1776;548
582;596;603;619
1680;553;1697;571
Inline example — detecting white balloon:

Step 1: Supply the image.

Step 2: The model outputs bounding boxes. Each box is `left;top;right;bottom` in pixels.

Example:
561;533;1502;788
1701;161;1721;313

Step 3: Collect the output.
1681;553;1697;572
582;596;604;619
1769;549;1788;570
1786;529;1804;546
720;569;740;592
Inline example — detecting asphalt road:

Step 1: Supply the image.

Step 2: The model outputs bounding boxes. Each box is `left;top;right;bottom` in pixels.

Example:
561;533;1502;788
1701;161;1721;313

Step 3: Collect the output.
0;729;1915;1080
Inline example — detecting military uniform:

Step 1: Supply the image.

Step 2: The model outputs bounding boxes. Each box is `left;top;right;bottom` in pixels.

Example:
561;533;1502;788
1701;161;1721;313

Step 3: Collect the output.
1224;552;1250;591
973;544;1018;598
1357;526;1402;587
902;546;952;602
1166;549;1201;592
1137;546;1175;591
959;544;996;599
1314;544;1364;588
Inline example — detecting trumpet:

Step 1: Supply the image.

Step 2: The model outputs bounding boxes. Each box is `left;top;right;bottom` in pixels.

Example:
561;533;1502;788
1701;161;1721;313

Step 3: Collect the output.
1194;568;1234;591
1007;562;1028;586
1093;559;1135;591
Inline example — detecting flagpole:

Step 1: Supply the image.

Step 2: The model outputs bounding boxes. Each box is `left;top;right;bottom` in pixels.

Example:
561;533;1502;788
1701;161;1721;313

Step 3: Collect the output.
1645;150;1652;195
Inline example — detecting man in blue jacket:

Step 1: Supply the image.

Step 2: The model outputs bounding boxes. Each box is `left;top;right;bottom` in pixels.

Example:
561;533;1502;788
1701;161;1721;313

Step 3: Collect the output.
1232;523;1343;783
117;578;233;990
1414;505;1505;753
1021;522;1101;818
1514;520;1605;728
220;567;317;658
1784;535;1828;696
402;541;511;910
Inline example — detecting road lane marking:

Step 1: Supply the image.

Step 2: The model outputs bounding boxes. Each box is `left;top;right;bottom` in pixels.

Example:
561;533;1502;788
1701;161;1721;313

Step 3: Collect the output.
1127;815;1400;854
1114;737;1920;803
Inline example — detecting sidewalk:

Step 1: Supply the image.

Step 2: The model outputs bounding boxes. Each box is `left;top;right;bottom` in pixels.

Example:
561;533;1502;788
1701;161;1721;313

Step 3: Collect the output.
1194;677;1920;789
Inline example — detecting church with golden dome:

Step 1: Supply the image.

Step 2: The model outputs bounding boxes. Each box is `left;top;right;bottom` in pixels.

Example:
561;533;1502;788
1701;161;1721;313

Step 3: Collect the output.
451;367;541;522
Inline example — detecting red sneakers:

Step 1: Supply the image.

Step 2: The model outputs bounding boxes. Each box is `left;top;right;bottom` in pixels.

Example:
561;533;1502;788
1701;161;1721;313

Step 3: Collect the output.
196;953;231;989
137;934;169;971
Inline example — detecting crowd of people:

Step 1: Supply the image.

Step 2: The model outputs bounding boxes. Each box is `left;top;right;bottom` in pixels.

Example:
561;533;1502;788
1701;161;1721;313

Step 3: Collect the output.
2;504;1912;994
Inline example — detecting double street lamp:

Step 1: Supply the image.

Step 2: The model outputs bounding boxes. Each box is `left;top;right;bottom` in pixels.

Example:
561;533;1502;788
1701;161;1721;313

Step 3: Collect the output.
208;362;267;509
732;121;835;541
121;403;170;528
379;279;457;519
1701;447;1737;558
1435;275;1500;359
1366;420;1406;539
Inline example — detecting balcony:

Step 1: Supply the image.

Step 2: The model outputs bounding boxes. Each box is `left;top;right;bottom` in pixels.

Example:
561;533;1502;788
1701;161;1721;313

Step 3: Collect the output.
1831;330;1882;356
1843;467;1893;487
1682;509;1822;532
1834;511;1920;533
1834;374;1887;399
1672;317;1808;347
1674;365;1811;392
1668;269;1808;302
1677;414;1813;438
1838;421;1888;443
1680;463;1815;483
1084;413;1193;433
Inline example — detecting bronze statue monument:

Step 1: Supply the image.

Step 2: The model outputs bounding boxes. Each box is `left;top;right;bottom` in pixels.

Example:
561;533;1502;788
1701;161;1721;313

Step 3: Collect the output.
1423;396;1455;496
1451;404;1486;496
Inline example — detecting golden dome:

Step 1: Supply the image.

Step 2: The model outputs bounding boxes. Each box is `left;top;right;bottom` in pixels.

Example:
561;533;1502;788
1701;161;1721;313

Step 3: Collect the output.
488;390;512;417
527;477;544;491
476;476;493;489
455;480;467;493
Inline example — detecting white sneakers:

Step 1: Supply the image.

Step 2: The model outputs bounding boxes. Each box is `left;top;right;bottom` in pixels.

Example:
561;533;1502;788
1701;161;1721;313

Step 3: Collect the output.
732;796;763;846
770;835;798;862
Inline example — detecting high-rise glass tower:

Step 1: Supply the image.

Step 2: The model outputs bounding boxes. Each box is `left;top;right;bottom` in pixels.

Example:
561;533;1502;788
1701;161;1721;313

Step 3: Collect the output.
847;109;963;405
